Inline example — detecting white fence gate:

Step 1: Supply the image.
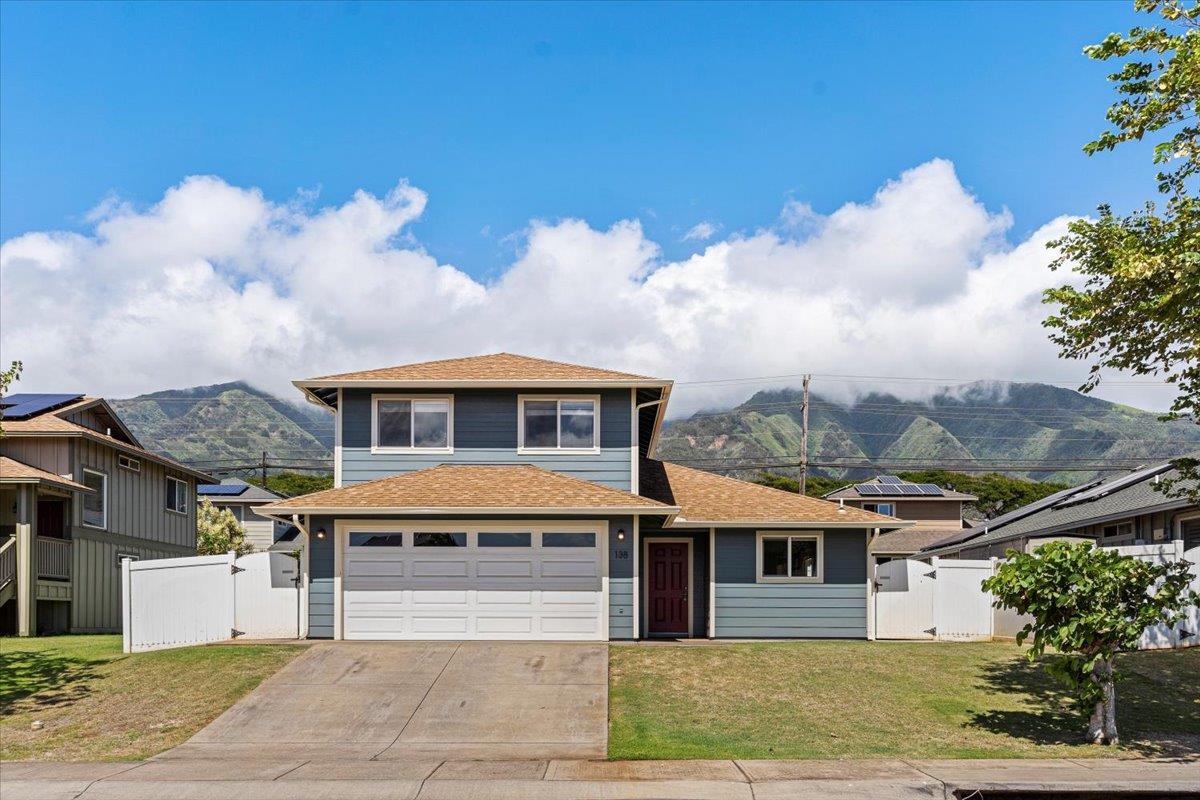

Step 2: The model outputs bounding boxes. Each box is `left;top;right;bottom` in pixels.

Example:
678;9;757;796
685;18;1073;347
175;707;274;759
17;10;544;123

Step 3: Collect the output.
123;551;301;653
874;542;1200;649
874;557;993;641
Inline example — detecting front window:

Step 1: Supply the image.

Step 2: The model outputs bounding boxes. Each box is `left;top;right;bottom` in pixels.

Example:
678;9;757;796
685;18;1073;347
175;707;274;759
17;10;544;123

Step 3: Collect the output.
166;476;188;514
374;396;452;450
520;397;598;451
82;469;107;529
758;533;823;582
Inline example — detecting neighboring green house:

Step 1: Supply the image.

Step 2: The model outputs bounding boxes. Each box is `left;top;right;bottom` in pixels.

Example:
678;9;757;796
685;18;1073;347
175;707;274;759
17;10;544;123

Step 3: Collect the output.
0;394;211;635
257;353;907;642
918;462;1200;559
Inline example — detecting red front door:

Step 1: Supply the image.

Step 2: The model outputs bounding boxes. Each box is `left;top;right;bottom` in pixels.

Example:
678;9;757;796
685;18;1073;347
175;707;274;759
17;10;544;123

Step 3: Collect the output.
647;541;689;635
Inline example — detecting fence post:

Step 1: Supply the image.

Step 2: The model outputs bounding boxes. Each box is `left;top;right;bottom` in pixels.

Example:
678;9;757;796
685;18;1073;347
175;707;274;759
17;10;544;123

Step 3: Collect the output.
121;557;132;654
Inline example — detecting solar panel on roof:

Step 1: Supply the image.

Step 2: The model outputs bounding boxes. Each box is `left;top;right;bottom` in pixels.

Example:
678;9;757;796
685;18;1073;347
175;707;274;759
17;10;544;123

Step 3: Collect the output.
197;484;249;496
917;484;945;496
895;484;921;495
855;484;883;495
0;393;85;420
877;475;904;484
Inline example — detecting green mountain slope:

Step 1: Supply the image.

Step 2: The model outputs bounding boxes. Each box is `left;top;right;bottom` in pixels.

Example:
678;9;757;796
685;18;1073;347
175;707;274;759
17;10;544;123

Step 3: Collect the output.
657;382;1200;484
111;382;332;466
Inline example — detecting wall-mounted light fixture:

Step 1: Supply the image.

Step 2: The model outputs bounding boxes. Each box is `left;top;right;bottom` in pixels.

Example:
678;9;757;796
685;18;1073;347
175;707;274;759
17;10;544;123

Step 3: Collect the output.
616;528;626;541
315;528;326;539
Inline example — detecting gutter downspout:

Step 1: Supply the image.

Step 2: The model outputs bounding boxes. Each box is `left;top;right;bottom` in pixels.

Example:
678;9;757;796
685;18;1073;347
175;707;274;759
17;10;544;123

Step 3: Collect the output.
632;394;670;496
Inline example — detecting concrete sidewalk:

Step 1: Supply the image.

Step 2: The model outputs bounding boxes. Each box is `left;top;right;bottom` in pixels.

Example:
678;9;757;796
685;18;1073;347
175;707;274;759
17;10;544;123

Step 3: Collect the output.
3;757;1198;799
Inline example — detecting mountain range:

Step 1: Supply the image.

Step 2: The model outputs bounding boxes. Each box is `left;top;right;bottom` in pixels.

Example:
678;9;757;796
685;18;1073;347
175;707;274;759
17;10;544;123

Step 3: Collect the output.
655;382;1200;484
109;381;1200;484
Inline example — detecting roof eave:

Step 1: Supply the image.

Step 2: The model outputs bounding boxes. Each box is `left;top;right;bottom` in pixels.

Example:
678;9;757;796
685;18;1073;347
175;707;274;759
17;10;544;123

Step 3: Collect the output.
666;518;914;529
0;476;94;493
295;378;674;390
256;504;681;516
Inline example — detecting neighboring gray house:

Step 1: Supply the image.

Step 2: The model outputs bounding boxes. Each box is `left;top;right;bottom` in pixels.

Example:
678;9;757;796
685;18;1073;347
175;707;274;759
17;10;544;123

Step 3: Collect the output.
1;394;211;636
197;478;288;551
919;462;1200;559
254;353;907;642
823;475;975;564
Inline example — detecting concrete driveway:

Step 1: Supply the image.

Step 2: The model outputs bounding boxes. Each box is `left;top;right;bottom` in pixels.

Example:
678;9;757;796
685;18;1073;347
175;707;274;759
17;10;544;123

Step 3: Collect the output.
164;642;608;760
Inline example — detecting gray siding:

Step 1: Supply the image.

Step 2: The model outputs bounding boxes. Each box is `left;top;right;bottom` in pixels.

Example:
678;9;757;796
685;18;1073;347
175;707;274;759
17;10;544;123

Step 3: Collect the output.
608;515;634;638
339;389;633;490
307;515;336;638
72;438;197;549
70;534;189;632
713;529;868;638
1;438;72;475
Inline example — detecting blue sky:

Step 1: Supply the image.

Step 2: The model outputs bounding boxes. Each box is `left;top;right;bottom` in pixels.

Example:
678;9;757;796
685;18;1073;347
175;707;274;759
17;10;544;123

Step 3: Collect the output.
1;1;1148;279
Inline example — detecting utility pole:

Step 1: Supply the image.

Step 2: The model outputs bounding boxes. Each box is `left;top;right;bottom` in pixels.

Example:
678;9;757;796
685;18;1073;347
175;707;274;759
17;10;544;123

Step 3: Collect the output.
261;451;268;489
799;374;811;496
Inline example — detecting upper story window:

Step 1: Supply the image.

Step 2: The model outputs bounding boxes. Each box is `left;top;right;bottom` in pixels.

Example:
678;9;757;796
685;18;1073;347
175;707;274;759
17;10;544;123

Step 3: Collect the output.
518;396;599;452
166;476;189;514
117;454;141;472
82;468;107;529
863;502;895;516
372;395;453;452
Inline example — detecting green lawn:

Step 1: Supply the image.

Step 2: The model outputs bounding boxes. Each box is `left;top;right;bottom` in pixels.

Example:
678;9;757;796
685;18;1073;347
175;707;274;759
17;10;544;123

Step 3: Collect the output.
1;635;303;761
609;641;1200;760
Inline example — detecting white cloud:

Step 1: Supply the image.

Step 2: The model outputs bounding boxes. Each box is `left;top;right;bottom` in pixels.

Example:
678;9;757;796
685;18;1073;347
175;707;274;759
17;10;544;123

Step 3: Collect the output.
681;221;720;242
0;160;1175;415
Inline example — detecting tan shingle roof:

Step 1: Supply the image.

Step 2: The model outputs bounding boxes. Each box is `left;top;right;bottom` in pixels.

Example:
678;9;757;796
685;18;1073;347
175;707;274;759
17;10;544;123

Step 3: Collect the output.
641;459;909;528
869;525;966;555
301;353;666;385
0;456;93;493
2;403;213;482
259;464;678;514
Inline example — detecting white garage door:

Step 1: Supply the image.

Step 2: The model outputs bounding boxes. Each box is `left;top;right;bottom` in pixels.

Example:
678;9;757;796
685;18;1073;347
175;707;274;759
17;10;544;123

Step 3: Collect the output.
339;522;605;640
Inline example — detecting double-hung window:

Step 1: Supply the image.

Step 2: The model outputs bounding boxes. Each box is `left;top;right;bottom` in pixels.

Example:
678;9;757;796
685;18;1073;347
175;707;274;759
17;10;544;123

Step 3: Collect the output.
373;396;452;452
757;532;823;583
166;476;189;514
519;396;599;452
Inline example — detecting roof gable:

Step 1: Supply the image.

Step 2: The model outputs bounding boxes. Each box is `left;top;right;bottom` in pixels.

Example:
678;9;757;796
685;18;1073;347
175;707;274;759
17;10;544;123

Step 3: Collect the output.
300;353;666;386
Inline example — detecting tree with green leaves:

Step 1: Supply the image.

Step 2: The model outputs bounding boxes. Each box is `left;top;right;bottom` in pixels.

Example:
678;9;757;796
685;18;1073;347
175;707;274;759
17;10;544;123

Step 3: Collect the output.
982;541;1197;745
0;360;22;437
1044;1;1198;490
196;498;254;557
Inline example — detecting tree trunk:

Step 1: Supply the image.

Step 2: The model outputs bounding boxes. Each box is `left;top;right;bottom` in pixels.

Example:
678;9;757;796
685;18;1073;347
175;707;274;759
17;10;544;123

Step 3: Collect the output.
1086;659;1119;745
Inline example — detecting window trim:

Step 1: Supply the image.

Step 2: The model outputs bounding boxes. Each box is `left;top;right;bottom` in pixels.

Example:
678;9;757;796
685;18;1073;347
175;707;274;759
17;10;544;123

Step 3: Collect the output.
370;394;454;454
166;476;189;515
755;530;824;584
517;394;601;454
81;468;108;530
117;454;141;472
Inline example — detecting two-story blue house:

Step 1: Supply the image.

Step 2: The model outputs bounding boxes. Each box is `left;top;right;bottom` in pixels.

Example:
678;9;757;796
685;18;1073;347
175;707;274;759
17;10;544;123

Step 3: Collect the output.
260;353;906;641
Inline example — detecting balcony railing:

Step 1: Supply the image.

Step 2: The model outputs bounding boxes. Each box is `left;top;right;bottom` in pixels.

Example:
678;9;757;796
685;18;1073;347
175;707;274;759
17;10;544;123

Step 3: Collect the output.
36;537;71;581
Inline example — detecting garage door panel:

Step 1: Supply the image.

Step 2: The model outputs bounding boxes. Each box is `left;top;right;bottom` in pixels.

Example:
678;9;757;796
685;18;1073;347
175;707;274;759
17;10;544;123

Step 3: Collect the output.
341;523;604;641
541;560;597;578
477;560;534;577
414;560;469;577
476;590;535;606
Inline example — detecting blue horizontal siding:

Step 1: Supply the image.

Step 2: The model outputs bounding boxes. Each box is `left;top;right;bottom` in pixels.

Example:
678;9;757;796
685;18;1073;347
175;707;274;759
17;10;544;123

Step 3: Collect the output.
339;388;633;491
715;529;867;584
341;447;633;490
307;515;335;638
610;578;633;639
714;583;867;638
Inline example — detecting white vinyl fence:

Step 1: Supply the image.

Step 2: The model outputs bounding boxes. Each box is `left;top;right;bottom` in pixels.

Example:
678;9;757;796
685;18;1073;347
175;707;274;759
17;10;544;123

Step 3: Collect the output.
874;542;1199;649
122;551;302;653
